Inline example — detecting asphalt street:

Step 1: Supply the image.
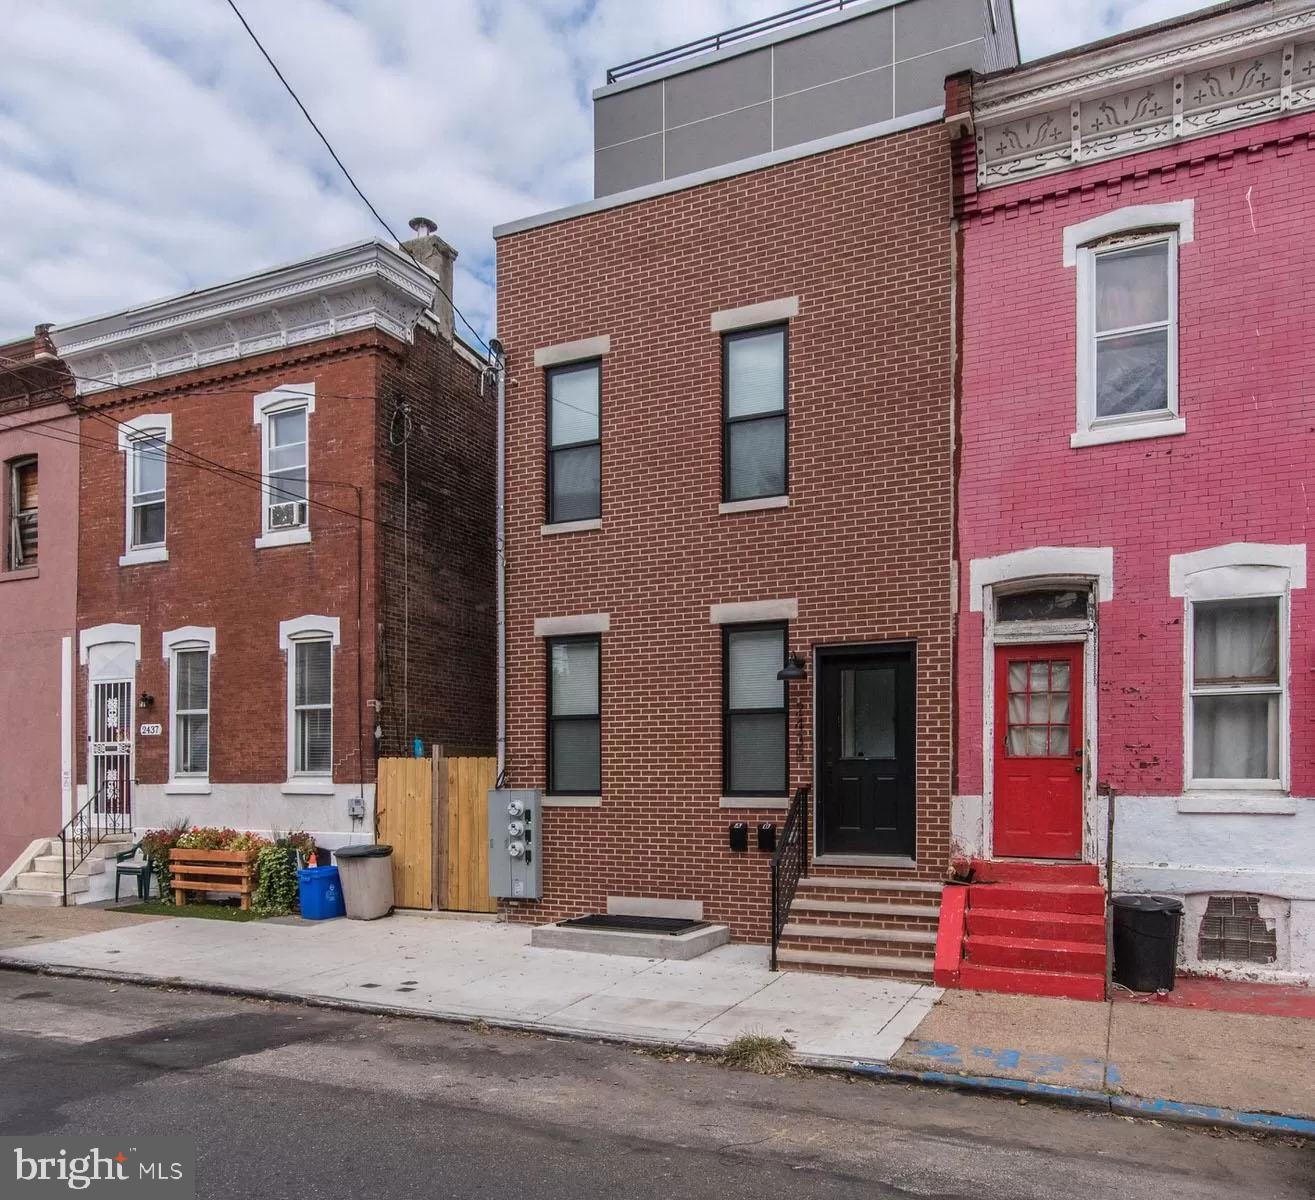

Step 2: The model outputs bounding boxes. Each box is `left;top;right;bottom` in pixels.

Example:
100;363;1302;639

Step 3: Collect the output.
0;971;1309;1199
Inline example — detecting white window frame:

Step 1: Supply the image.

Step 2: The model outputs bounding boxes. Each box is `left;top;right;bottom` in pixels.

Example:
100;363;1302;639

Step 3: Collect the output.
1064;200;1193;449
1170;543;1306;796
117;414;172;566
278;614;339;794
162;626;216;794
253;383;315;549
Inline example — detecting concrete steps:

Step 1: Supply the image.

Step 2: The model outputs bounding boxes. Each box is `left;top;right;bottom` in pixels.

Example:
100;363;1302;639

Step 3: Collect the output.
1;834;133;908
776;948;935;981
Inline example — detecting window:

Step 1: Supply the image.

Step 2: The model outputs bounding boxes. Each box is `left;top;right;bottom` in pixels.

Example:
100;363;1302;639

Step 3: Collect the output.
1189;597;1282;785
548;635;600;795
1197;895;1277;964
265;406;308;531
546;360;600;524
723;326;787;502
723;623;787;796
6;456;37;570
1091;237;1174;419
172;649;210;777
293;639;333;775
128;432;167;549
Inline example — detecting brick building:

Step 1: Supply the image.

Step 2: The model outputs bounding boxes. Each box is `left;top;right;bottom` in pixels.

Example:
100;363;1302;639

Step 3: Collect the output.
0;230;494;904
0;331;77;888
494;0;1018;977
946;0;1315;986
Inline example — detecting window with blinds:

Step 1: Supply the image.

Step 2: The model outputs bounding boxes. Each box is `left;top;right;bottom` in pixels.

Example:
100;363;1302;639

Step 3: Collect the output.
546;361;601;524
723;623;787;796
129;432;167;549
173;649;210;776
7;456;37;570
266;406;309;529
294;639;333;775
722;326;787;503
548;635;600;794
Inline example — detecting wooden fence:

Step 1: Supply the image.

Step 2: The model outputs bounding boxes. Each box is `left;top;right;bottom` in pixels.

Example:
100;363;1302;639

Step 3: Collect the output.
376;749;497;913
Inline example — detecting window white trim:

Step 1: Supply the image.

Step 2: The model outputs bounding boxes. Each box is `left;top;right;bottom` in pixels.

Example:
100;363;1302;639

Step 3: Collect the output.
117;414;172;565
1170;544;1304;796
709;598;798;625
253;383;315;549
719;495;790;515
968;547;1113;613
533;613;610;638
1066;201;1193;448
540;518;602;536
534;336;610;368
79;623;141;666
710;296;799;333
163;627;215;788
279;615;339;784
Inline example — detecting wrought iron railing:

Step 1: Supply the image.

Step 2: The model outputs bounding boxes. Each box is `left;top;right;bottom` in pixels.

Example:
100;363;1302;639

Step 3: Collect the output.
770;785;810;970
607;0;862;84
58;788;128;906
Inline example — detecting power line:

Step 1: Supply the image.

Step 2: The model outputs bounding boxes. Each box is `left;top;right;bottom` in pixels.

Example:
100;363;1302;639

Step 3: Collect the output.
223;0;493;358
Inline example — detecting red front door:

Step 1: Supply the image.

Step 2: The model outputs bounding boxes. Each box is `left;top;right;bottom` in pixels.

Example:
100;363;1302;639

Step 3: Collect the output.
993;643;1084;859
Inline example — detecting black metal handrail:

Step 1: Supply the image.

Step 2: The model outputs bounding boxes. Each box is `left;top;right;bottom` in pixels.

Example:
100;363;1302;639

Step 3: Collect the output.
58;788;128;906
607;0;861;84
770;785;810;970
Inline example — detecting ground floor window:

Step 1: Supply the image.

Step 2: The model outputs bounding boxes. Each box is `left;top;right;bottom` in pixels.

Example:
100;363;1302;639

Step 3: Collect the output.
723;623;787;796
548;635;600;794
293;639;333;775
173;648;210;776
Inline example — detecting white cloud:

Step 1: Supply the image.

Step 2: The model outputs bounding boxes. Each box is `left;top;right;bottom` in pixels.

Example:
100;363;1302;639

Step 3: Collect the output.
0;0;1207;347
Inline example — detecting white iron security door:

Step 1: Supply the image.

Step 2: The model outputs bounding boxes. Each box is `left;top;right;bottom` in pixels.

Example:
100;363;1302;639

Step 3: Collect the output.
90;679;133;816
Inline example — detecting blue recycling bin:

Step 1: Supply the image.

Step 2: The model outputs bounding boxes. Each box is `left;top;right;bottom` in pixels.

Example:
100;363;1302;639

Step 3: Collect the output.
298;865;346;920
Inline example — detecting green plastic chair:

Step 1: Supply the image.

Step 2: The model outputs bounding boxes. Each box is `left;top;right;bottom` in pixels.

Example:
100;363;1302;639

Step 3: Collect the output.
114;842;153;902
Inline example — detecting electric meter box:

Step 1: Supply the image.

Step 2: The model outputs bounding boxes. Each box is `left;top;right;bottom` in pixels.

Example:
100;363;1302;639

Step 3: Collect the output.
487;789;542;900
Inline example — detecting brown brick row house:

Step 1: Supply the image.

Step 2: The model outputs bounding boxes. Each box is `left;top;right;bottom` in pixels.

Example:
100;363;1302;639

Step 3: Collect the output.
493;0;1019;976
1;228;494;904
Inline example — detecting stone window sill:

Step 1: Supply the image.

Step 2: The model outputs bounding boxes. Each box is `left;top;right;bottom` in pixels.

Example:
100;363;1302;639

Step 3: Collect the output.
1070;415;1186;449
718;495;789;515
281;779;335;796
165;781;212;796
540;519;601;536
542;794;602;807
0;566;39;583
718;795;791;809
1177;793;1297;815
256;528;311;550
120;546;169;567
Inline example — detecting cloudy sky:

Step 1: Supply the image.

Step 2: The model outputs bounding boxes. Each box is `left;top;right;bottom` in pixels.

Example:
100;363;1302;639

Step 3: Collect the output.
1;0;1205;347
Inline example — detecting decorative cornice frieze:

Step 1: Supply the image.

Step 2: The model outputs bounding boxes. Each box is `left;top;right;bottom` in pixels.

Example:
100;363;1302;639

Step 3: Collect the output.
50;240;439;396
972;2;1315;189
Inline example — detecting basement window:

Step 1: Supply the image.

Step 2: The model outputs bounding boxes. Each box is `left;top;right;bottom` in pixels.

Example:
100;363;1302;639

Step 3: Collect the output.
1197;895;1276;964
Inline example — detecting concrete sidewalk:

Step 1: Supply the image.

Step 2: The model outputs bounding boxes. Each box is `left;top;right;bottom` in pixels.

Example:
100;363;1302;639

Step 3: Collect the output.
893;987;1315;1123
0;908;937;1064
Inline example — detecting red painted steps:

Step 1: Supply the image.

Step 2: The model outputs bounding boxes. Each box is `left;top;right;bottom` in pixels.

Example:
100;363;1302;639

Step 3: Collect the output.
934;860;1109;1002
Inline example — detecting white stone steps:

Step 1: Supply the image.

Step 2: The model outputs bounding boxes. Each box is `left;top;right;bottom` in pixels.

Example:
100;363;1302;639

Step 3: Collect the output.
776;948;934;978
16;871;88;894
781;922;937;946
790;898;940;920
798;876;942;894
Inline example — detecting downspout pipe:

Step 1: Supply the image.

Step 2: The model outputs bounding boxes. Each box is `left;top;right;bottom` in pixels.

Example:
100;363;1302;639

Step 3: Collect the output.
490;337;507;785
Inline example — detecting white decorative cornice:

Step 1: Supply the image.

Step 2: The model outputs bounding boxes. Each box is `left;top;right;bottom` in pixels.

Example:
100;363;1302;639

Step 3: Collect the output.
50;240;440;396
973;1;1315;189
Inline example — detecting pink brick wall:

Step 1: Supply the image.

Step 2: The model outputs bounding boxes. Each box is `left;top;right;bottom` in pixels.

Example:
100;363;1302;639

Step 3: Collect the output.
956;113;1315;799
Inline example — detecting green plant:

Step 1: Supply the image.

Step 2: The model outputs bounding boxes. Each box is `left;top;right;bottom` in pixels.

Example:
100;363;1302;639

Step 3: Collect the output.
720;1032;793;1075
140;820;188;903
252;843;299;916
175;826;239;851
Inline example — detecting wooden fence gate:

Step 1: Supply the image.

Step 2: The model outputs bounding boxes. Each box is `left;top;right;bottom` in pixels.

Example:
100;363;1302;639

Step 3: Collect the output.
375;749;497;913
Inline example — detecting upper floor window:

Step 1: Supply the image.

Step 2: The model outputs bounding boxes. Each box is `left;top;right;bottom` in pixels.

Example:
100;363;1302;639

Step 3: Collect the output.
723;326;787;502
1189;597;1283;787
6;456;37;570
546;360;601;524
117;414;173;565
722;622;788;797
547;634;601;795
1066;200;1192;448
254;383;314;548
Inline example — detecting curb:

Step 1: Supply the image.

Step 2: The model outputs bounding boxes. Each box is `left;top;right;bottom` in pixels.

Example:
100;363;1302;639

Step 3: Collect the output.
4;957;1312;1139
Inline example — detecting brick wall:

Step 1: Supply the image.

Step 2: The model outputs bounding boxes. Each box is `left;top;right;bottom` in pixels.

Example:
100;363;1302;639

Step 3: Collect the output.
497;124;956;939
955;112;1315;799
375;326;496;756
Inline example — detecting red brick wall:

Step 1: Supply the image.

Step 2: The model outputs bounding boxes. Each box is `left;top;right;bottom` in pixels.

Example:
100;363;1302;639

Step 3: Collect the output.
375;328;496;756
955;112;1315;799
497;125;956;939
75;335;385;792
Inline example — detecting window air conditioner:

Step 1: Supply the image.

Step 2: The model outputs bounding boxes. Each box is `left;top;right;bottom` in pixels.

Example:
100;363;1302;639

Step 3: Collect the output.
269;501;308;529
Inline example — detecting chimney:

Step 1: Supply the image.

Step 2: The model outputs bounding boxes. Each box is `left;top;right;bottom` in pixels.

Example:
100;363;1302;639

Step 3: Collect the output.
401;215;458;340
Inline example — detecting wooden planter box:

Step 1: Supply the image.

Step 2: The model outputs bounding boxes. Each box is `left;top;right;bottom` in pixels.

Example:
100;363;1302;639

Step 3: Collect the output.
169;847;258;910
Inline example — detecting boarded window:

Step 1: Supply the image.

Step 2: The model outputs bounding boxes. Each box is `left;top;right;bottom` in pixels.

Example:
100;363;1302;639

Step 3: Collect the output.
8;456;37;569
1197;895;1276;964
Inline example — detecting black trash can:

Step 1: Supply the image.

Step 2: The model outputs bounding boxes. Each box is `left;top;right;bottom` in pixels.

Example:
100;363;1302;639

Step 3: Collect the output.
1112;894;1184;992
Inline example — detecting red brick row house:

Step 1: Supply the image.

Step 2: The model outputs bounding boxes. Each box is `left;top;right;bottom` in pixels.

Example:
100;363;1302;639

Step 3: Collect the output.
493;0;1020;977
1;227;495;904
943;0;1315;989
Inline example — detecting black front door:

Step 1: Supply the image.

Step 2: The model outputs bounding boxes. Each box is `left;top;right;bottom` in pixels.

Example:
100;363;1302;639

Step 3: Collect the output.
817;645;916;857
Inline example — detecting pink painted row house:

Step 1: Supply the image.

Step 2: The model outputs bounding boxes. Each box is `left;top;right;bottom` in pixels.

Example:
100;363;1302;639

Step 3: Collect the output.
942;0;1315;987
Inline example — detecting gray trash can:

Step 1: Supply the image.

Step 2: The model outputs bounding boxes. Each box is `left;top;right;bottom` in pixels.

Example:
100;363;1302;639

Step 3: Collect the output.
333;844;394;920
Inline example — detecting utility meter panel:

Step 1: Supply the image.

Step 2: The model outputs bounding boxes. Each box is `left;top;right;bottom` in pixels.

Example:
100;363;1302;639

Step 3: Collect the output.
487;789;542;900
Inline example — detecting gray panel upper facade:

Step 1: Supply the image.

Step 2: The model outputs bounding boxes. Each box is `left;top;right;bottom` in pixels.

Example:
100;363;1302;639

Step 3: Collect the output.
592;0;1017;197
